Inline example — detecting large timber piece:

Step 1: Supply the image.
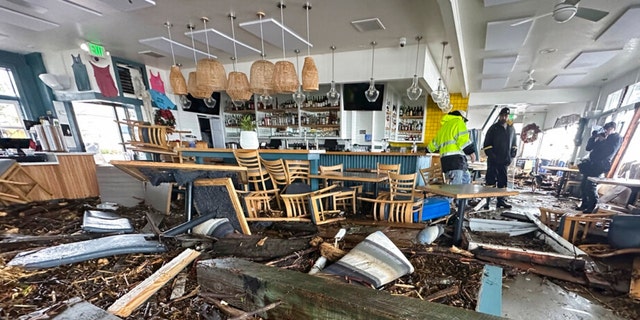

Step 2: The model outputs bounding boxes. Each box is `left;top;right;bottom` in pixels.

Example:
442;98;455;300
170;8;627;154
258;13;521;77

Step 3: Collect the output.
197;258;502;320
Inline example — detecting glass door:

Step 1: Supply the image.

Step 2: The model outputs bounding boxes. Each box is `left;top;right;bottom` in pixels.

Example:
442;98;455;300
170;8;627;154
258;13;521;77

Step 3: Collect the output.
72;101;137;165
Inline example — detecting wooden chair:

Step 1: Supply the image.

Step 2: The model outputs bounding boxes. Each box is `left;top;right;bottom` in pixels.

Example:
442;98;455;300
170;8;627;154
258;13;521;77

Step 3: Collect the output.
419;161;446;185
360;196;424;223
376;163;401;196
560;210;618;243
285;160;310;184
388;172;419;200
279;185;339;224
120;120;177;160
309;188;347;225
319;164;359;214
538;207;566;231
0;159;53;206
261;158;289;190
234;149;280;209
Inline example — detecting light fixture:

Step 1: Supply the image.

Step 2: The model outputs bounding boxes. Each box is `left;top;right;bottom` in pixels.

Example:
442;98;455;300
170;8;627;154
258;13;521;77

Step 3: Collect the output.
186;23;214;100
250;11;275;106
226;13;252;103
164;22;189;108
60;0;103;16
293;49;306;106
365;41;379;103
195;17;225;108
430;41;448;104
438;56;452;111
301;2;318;92
272;1;299;94
80;42;89;52
326;45;340;105
406;35;423;101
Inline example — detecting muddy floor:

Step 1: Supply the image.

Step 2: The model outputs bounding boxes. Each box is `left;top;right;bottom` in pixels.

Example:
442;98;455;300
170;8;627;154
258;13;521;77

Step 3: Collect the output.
1;188;640;319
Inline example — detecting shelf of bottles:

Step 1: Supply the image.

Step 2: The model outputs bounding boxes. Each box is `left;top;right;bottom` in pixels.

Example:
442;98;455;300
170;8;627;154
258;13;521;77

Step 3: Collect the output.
300;95;340;132
392;104;426;142
224;99;256;132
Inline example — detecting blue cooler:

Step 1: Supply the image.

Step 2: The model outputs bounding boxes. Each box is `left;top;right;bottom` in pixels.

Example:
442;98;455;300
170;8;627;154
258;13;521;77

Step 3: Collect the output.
414;197;451;222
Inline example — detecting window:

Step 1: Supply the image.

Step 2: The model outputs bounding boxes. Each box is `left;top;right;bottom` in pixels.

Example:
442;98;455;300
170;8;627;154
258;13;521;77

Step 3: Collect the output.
603;89;624;112
0;67;26;138
622;82;640;107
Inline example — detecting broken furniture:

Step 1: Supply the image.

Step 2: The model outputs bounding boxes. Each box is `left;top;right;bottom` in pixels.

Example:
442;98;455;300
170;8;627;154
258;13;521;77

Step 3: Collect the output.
416;184;519;245
119;120;180;161
0;159;53;205
82;210;134;233
538;207;566;231
318;164;359;214
309;171;388;198
575;214;640;257
541;165;580;197
588;177;640;208
419;158;446;185
284;159;311;184
361;172;424;223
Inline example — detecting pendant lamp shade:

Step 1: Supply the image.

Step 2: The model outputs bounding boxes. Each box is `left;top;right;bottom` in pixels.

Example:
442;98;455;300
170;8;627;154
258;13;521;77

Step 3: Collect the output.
250;59;275;94
187;72;212;99
227;71;253;101
302;57;318;91
273;60;299;93
170;65;187;95
196;58;227;92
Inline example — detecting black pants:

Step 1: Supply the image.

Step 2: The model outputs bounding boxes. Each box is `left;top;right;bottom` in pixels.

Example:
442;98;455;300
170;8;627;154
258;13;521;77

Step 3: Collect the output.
580;173;601;210
486;161;507;188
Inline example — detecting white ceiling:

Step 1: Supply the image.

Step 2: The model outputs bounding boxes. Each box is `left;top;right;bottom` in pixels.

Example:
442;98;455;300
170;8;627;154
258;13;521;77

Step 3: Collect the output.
1;0;640;114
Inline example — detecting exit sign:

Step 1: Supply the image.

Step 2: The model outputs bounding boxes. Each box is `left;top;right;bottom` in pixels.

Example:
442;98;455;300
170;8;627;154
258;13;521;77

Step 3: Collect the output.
88;43;105;57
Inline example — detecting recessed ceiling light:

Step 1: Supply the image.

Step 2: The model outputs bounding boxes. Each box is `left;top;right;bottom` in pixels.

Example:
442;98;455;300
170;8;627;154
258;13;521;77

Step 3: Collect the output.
539;48;557;54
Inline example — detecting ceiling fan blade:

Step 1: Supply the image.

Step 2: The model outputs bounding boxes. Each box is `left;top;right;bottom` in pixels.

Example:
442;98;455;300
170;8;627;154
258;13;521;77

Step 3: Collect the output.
564;0;581;6
575;7;609;22
510;12;552;26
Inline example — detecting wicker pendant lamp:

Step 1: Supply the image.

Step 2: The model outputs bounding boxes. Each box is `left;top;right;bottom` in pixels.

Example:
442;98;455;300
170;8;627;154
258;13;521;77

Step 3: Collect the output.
249;11;275;101
226;13;252;102
301;2;318;92
165;22;187;96
195;17;227;93
272;1;299;94
186;24;214;99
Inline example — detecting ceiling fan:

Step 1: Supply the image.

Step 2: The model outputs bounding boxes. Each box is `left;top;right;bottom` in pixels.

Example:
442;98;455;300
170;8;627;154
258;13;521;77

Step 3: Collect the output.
511;0;609;26
507;70;537;90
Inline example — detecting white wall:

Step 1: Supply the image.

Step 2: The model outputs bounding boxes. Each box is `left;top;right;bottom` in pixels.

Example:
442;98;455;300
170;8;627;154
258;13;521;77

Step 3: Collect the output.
543;102;586;130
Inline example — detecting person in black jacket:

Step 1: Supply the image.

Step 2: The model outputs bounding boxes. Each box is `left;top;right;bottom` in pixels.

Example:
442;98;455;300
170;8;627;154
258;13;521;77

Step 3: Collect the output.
482;107;517;209
577;121;622;213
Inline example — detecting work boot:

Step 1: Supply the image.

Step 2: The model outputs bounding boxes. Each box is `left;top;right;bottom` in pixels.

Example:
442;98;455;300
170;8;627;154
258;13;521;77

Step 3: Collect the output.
483;197;490;210
496;198;512;209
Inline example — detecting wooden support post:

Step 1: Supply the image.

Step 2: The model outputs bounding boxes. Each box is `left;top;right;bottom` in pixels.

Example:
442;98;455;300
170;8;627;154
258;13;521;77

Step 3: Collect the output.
197;258;502;320
108;248;201;317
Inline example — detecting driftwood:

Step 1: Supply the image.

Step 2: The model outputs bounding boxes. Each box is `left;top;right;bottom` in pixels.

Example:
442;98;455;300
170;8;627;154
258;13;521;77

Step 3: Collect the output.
316;224;421;249
199;293;245;318
108;249;201;317
197;258;501;320
471;246;586;271
424;285;460;302
211;236;311;261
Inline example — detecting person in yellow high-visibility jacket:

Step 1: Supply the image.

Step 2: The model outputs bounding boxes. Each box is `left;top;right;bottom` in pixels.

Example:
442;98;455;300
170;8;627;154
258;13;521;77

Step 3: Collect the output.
427;111;476;184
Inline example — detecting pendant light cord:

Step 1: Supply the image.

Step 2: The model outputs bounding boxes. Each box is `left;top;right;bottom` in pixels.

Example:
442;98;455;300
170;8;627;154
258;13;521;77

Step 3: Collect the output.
189;25;197;65
305;3;310;56
280;2;286;60
258;13;266;59
230;14;238;71
331;47;335;81
370;43;375;79
166;23;176;66
413;38;421;76
203;18;211;58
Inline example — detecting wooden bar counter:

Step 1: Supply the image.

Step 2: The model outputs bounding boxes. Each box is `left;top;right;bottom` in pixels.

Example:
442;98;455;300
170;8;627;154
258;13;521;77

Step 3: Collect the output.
20;153;99;201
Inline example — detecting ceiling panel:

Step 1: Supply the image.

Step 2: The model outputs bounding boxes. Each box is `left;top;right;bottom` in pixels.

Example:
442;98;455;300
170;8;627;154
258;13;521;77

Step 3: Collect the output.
565;49;621;69
597;6;640;43
239;18;312;53
485;18;532;51
95;0;155;12
483;0;523;7
481;77;508;90
0;6;59;31
138;37;216;60
548;74;587;87
482;55;518;75
186;28;261;58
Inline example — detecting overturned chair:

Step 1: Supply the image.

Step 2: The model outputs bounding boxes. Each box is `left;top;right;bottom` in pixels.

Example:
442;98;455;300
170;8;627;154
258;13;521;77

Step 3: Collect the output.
0;159;53;206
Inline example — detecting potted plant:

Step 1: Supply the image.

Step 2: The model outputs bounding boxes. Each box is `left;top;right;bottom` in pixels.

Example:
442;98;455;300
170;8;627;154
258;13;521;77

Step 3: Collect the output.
239;115;259;149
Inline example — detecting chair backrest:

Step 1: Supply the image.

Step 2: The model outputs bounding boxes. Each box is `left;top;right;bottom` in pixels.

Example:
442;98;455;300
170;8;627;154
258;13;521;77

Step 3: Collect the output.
377;163;401;174
234;149;271;191
420;161;445;185
261;158;289;189
319;164;343;173
388;172;417;200
285;160;310;184
538;207;565;231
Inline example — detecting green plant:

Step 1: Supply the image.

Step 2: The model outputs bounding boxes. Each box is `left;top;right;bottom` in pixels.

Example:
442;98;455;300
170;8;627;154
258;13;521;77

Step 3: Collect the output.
239;115;256;131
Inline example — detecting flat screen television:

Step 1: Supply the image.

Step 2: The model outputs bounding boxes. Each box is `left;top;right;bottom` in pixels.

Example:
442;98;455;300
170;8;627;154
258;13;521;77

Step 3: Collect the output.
343;82;385;111
182;92;221;116
0;138;31;150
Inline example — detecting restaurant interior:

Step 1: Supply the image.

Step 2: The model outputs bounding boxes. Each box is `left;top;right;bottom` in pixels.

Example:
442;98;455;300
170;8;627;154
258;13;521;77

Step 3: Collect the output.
1;0;640;319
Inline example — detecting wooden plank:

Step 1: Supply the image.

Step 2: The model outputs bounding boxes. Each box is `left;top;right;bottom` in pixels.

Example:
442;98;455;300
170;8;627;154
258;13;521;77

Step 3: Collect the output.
476;265;502;317
630;257;640;300
107;248;201;317
416;184;519;199
56;154;100;198
211;236;311;261
197;258;502;320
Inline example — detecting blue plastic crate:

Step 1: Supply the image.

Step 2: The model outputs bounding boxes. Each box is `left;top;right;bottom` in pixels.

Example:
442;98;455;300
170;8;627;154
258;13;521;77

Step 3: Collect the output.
414;197;451;222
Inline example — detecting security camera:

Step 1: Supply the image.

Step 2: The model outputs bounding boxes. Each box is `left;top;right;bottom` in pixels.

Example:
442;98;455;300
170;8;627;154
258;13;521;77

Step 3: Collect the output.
399;37;407;48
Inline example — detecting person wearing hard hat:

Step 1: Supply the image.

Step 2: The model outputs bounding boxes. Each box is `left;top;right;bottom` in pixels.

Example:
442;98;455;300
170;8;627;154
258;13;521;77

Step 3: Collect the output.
482;107;517;209
427;110;476;184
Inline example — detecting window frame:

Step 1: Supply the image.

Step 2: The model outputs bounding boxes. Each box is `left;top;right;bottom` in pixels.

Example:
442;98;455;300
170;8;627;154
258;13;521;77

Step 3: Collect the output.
0;66;28;138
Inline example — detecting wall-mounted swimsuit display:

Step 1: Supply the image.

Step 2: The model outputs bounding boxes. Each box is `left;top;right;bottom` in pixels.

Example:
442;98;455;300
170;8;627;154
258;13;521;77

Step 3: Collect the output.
149;71;165;94
90;62;119;97
71;54;91;91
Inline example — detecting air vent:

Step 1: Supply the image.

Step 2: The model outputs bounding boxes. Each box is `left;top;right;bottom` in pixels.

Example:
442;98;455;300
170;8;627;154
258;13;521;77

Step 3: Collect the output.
138;50;165;58
116;64;135;95
351;18;385;32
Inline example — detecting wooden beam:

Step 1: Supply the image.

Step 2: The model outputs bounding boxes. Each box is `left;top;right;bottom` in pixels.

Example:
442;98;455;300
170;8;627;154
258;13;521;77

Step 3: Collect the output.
197;258;502;320
108;248;201;317
608;104;640;178
211;236;311;261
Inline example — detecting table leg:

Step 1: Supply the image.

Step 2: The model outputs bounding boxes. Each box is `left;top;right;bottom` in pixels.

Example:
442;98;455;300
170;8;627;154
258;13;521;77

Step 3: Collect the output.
374;182;379;198
453;198;467;245
185;182;194;233
627;187;640;208
556;174;566;197
310;159;319;190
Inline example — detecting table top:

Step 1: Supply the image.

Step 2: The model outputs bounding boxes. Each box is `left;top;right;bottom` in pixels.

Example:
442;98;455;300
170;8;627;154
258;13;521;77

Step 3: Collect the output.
588;177;640;188
542;166;580;172
416;184;519;199
309;171;389;183
110;160;246;182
